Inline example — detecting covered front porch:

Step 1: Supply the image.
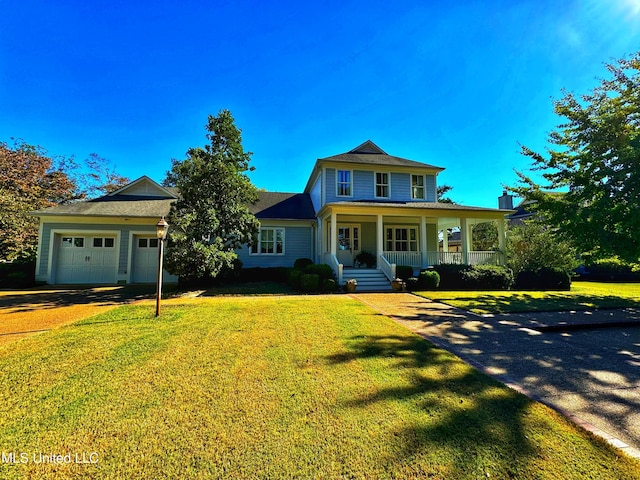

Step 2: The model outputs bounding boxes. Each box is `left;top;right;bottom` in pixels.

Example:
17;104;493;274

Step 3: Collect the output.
317;202;509;285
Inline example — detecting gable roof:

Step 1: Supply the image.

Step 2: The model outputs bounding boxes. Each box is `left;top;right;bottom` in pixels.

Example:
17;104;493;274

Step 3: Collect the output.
250;192;316;220
32;175;178;218
107;175;178;199
317;140;444;170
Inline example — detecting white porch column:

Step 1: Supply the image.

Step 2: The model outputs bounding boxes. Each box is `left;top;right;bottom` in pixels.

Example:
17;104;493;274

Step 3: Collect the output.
420;216;427;268
376;214;383;260
497;218;506;265
442;226;449;252
460;218;470;264
330;211;337;256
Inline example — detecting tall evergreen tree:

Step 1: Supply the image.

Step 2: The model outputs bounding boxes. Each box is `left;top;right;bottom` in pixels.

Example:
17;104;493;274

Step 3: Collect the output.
164;110;260;282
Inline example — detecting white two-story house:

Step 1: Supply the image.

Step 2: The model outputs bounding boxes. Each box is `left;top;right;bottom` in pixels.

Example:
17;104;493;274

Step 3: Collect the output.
32;140;512;289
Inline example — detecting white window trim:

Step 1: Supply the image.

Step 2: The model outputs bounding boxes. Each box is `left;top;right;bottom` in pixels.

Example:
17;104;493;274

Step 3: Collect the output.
411;174;425;200
336;169;353;198
374;172;390;199
384;225;419;252
250;227;286;256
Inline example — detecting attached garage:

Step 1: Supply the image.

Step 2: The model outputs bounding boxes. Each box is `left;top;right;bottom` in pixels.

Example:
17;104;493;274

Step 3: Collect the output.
32;176;179;286
54;233;118;284
131;235;160;283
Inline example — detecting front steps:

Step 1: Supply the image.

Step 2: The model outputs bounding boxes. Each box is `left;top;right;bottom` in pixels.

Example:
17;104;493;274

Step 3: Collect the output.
343;268;392;292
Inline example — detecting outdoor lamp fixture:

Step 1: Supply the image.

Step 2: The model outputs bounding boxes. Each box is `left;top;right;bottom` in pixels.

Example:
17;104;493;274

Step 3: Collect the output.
155;216;169;317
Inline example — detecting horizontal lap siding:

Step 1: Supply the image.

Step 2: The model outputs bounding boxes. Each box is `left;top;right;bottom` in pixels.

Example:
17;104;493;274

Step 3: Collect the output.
426;175;436;202
236;226;314;268
390;173;411;201
353;170;373;199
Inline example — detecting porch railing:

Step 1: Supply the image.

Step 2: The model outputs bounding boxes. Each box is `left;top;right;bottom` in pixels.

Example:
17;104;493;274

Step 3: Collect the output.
383;251;422;267
324;253;344;284
379;254;396;281
426;251;504;266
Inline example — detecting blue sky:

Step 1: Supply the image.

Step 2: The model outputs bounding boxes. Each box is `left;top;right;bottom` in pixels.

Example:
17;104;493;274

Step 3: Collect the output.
1;0;639;207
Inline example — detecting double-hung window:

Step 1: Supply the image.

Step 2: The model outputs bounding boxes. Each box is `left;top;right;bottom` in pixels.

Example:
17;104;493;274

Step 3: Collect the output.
336;170;352;197
411;175;425;200
251;228;285;255
385;227;418;252
375;172;389;198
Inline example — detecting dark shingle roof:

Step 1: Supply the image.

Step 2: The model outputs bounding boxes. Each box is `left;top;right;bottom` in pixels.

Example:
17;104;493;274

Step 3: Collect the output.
250;192;316;220
317;140;444;171
32;195;175;218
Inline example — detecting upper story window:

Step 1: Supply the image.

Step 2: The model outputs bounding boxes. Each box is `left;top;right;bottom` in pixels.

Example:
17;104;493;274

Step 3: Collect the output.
336;170;352;197
251;228;285;255
411;175;425;200
375;172;389;198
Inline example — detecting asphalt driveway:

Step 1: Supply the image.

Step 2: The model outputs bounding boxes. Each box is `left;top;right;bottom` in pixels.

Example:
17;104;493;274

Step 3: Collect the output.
353;293;640;460
0;286;156;346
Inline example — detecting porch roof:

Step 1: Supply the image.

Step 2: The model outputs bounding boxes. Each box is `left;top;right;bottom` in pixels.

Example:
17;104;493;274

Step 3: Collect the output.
318;200;514;219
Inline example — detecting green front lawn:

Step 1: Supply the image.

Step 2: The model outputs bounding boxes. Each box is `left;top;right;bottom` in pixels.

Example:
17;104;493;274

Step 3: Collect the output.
0;296;638;479
416;281;640;314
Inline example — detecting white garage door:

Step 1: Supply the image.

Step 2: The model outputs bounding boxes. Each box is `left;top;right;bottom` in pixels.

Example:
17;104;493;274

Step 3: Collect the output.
132;236;160;283
56;235;117;284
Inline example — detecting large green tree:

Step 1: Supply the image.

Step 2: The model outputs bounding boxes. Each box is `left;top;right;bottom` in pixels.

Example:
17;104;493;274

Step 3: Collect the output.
0;140;78;261
511;53;640;262
164;110;260;282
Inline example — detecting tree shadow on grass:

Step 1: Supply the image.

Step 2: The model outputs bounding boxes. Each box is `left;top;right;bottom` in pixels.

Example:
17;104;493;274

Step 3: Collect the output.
0;285;157;314
419;291;640;314
325;334;546;476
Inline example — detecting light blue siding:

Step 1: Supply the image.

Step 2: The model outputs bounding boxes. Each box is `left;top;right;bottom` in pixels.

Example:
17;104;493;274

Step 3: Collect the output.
236;226;314;268
426;175;436;202
390;173;412;201
310;176;322;213
325;168;337;203
353;170;373;199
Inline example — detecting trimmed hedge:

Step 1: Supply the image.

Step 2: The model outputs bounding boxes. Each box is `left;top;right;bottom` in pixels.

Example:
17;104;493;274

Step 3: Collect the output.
0;262;36;289
240;267;292;284
301;274;320;293
432;264;513;291
516;268;571;291
294;258;314;270
418;270;440;290
288;269;304;290
395;265;414;281
304;264;334;281
462;264;513;291
582;257;640;281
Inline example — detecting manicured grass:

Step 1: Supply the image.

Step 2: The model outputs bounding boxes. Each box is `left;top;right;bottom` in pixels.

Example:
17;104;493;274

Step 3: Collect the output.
201;281;294;296
0;296;639;479
416;281;640;314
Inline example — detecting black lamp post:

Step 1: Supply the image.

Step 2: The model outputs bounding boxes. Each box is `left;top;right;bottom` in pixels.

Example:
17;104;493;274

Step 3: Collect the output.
155;216;169;317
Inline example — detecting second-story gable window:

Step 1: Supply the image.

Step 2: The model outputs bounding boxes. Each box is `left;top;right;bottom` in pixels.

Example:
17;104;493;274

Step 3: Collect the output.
337;170;352;197
411;174;425;200
375;172;389;198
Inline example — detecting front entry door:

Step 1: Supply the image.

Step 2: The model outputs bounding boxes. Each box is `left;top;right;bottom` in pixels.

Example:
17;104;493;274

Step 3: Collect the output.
337;225;360;267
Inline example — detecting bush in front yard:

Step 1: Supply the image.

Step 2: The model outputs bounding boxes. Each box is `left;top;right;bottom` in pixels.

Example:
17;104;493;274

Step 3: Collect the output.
405;277;419;292
395;265;414;280
300;274;320;293
432;264;469;290
321;278;338;293
418;270;440;290
461;264;514;290
516;268;571;290
289;269;303;290
304;264;334;281
294;258;314;270
433;264;512;290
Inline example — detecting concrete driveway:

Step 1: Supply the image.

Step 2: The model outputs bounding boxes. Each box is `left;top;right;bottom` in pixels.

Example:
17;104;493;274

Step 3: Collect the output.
353;293;640;459
0;286;155;346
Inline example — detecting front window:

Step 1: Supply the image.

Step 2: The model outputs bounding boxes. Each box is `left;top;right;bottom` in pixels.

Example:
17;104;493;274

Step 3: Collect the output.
337;170;352;196
411;175;425;199
251;228;285;255
385;227;418;252
375;172;389;198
